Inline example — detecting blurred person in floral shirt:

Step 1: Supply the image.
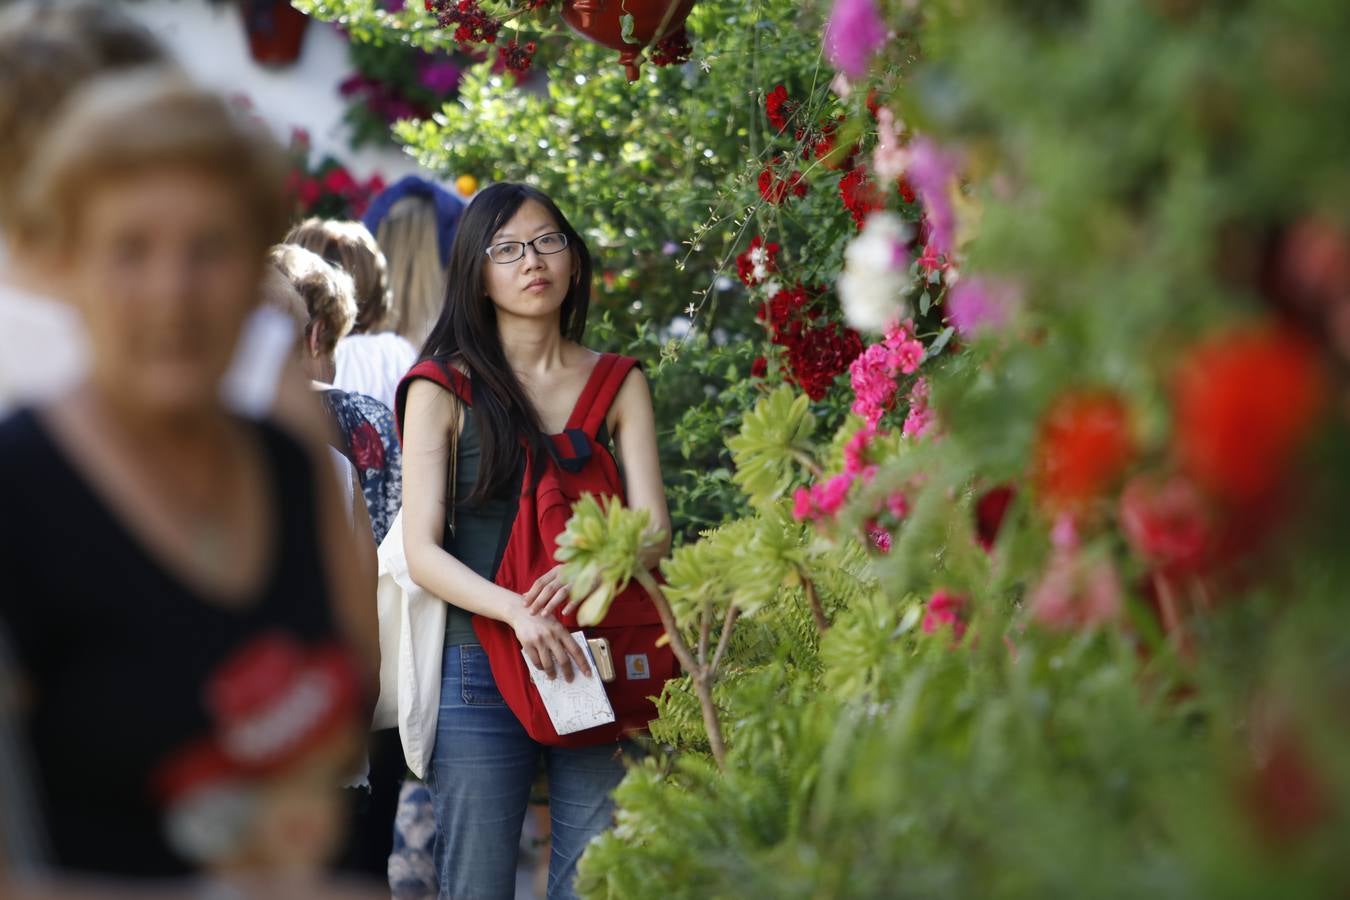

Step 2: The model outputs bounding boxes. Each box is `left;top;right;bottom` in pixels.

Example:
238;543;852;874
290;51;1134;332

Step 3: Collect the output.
267;244;403;547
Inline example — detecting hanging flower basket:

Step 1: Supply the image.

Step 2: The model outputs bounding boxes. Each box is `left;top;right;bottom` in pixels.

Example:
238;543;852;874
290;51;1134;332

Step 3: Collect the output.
240;0;310;67
560;0;696;81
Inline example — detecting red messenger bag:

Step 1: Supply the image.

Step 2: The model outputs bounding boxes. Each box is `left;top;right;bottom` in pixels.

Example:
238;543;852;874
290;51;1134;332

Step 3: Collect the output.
395;352;677;746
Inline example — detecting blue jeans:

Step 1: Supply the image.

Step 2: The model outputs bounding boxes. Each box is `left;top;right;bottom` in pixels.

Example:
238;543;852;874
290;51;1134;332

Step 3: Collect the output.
427;644;631;900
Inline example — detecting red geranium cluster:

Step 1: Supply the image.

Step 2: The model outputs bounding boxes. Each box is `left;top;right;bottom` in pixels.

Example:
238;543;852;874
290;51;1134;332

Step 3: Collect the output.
427;0;502;45
498;38;538;74
649;28;693;67
759;157;808;205
840;163;915;229
809;119;858;171
284;132;385;220
758;284;863;399
765;84;797;134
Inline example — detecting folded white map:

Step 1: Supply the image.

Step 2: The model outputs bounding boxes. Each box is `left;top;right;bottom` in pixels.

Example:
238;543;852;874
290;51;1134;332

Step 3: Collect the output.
522;631;616;735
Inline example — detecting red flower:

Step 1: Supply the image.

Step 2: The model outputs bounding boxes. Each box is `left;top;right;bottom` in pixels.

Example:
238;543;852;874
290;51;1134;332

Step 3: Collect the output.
751;356;768;378
1033;390;1135;513
898;176;916;205
974;484;1015;552
322;166;357;197
1173;325;1327;505
736;235;781;286
758;159;807;206
297;177;322;208
649;27;693;67
839;165;884;228
1118;474;1212;577
765;84;795;133
431;0;501;45
351;421;386;472
786;322;863;400
498;39;537;75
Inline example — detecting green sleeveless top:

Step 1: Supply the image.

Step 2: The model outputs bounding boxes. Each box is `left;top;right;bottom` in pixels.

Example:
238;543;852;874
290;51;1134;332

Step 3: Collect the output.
442;404;520;646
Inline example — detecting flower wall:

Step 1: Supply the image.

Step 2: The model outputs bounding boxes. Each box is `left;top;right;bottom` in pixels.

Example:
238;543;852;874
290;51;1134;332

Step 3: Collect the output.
307;0;1350;895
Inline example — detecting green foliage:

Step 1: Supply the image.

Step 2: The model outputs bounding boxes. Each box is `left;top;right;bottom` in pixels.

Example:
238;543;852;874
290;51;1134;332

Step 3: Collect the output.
726;387;817;509
555;493;659;625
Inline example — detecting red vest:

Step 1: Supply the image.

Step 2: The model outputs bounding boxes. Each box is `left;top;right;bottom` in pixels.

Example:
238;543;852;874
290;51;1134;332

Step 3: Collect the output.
396;353;677;745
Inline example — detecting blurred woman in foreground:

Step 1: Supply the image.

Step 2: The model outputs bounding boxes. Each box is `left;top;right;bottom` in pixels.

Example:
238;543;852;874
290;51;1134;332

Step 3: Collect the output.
0;72;375;881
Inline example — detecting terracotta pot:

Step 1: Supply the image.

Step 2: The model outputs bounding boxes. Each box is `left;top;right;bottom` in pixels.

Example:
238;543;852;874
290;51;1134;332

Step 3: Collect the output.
241;0;310;67
560;0;696;81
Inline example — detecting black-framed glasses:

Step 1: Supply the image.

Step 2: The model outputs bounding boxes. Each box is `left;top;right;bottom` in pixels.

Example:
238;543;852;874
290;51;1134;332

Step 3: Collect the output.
484;231;569;265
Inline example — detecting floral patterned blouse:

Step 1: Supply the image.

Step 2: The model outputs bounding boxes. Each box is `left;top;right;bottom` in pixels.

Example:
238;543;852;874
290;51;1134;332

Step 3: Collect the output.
319;388;402;546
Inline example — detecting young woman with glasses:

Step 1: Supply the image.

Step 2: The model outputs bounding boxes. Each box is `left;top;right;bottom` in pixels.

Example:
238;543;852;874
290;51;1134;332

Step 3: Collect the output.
398;183;671;899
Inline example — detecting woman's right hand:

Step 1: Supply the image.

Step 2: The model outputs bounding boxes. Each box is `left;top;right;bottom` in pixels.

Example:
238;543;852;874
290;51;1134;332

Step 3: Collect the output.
512;608;592;682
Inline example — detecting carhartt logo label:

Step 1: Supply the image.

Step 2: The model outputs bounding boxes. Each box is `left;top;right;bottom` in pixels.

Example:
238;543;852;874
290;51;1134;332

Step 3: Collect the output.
625;654;650;680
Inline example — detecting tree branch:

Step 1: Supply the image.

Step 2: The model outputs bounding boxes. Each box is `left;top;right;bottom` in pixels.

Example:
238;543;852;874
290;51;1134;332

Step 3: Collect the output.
708;605;740;681
803;575;829;634
636;569;727;770
697;604;711;669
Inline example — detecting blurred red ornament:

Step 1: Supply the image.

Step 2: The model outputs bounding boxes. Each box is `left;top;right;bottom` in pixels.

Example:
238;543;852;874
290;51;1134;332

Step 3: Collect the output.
240;1;310;67
1173;325;1327;505
560;0;697;81
1033;390;1135;513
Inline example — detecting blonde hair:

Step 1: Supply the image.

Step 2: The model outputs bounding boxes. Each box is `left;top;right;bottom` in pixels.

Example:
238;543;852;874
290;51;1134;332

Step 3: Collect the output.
375;196;449;346
0;2;165;231
284;218;391;335
15;71;289;253
268;244;358;359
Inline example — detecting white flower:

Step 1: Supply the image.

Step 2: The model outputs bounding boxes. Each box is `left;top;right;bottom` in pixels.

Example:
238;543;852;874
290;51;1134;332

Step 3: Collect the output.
761;278;782;297
839;212;911;333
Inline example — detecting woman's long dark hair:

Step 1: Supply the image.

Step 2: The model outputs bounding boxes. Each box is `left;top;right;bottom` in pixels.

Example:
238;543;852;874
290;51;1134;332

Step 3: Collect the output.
419;182;592;504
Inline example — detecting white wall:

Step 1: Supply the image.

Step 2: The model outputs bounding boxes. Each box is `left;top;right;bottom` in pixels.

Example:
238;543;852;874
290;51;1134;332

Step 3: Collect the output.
101;0;427;184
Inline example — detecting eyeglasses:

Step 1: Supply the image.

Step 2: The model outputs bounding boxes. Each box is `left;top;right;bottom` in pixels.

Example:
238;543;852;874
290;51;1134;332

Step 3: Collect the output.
485;231;569;265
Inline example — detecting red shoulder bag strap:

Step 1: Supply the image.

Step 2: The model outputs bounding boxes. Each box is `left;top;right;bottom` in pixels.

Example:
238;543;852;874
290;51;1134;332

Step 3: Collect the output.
564;353;639;440
393;359;471;446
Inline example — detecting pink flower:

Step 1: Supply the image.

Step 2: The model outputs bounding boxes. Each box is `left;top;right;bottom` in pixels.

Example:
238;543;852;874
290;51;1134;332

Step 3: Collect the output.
792;486;815;522
824;0;888;78
873;106;906;182
886;491;910;520
901;378;935;439
849;322;925;428
868;526;892;553
922;589;968;640
1028;548;1123;632
947;277;1017;337
844;425;876;475
814;472;855;516
908;137;958;257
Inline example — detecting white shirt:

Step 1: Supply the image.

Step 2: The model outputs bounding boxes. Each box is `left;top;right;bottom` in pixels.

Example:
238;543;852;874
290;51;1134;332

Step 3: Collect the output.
333;332;418;411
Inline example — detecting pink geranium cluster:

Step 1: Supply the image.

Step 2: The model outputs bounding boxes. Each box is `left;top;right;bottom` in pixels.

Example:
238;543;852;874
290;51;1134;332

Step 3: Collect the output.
922;589;968;640
792;422;910;535
848;321;926;427
901;377;936;439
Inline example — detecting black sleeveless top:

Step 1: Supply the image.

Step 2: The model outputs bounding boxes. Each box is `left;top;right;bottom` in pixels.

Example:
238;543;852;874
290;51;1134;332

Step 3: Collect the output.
0;408;355;878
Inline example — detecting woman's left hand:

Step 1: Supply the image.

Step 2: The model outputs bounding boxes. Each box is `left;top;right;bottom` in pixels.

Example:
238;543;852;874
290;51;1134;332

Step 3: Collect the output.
523;564;582;618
